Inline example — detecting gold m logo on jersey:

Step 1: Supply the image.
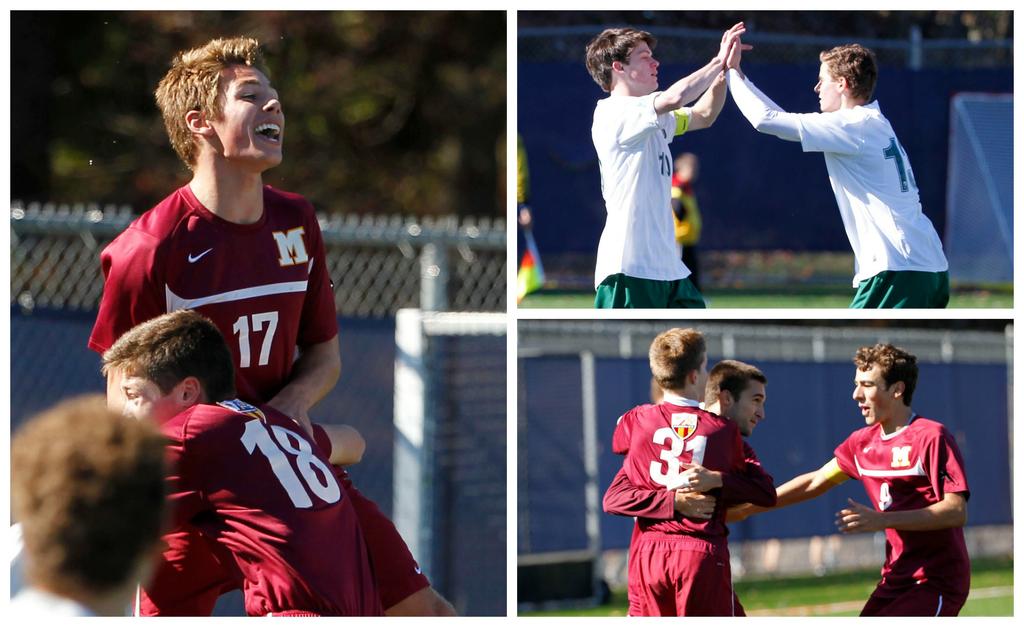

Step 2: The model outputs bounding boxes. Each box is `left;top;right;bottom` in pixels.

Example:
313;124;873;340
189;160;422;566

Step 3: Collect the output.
891;445;912;468
272;227;309;267
671;413;697;441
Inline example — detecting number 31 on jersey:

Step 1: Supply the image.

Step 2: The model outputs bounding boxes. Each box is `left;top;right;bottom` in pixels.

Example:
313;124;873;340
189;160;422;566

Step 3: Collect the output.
649;426;708;488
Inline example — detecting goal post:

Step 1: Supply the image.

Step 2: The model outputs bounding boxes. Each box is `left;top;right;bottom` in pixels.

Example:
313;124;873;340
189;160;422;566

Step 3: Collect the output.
944;92;1013;284
393;309;508;615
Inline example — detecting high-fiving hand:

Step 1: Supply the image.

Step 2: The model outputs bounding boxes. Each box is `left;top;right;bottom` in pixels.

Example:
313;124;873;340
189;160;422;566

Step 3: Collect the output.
717;22;751;68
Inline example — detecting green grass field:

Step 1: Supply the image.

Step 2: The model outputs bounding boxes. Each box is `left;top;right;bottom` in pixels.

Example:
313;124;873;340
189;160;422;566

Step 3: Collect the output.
520;556;1012;617
519;285;1013;309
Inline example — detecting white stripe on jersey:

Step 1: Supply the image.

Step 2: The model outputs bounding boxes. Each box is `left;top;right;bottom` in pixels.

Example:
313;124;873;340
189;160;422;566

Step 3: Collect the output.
853;456;926;478
165;281;308;311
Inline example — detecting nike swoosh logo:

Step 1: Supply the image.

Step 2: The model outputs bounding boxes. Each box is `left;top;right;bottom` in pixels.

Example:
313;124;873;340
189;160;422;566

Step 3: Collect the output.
414;566;422;574
188;248;214;263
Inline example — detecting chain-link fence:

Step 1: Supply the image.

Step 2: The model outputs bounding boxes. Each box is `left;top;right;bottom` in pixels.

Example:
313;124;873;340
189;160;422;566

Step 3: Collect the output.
10;201;506;317
519;25;1013;69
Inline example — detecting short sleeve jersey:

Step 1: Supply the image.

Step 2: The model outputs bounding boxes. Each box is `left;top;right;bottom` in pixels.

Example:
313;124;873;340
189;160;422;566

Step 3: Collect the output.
88;184;338;404
591;93;692;287
616;399;746;539
833;416;970;598
159;400;382;616
795;103;948;285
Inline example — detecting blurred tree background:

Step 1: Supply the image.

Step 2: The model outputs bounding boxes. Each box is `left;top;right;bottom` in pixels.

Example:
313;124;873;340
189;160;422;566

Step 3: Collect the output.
11;11;506;217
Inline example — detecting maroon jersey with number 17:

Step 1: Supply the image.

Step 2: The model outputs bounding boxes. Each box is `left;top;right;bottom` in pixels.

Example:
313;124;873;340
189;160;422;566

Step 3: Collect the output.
833;416;970;600
156;399;381;616
87;184;338;404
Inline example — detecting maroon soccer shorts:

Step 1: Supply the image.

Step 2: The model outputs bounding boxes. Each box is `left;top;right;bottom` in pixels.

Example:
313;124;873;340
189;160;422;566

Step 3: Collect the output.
628;532;734;616
342;476;431;610
861;583;966;616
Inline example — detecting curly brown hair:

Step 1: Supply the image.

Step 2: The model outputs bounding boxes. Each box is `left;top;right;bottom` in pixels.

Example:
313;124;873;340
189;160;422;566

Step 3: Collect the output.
154;36;268;168
585;27;656;92
649;328;706;393
12;395;167;596
819;44;878;103
854;343;917;405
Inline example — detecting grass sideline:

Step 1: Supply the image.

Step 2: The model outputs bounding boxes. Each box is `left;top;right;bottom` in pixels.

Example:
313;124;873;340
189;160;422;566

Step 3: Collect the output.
520;556;1012;617
518;285;1012;309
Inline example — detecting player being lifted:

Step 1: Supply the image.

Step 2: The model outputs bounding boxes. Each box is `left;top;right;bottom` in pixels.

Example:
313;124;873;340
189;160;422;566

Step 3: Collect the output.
88;36;453;615
725;40;949;308
604;359;774;616
584;24;750;308
730;344;970;616
103;310;381;616
608;329;776;615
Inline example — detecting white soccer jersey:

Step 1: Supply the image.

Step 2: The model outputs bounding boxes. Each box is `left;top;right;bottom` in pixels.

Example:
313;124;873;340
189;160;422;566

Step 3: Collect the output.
728;71;948;285
591;93;692;288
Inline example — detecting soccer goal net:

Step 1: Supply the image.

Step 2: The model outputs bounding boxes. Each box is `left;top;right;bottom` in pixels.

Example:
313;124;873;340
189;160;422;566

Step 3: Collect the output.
944;92;1013;284
393;309;507;616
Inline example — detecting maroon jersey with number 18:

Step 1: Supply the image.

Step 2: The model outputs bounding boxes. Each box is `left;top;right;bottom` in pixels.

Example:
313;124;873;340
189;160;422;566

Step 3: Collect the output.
88;184;338;404
156;399;382;616
833;416;970;601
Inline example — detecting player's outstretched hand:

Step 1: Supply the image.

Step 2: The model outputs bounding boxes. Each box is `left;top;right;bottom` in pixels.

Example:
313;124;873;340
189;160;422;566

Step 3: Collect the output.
717;22;747;66
674;490;716;519
835;498;885;533
675;462;724;493
726;37;753;74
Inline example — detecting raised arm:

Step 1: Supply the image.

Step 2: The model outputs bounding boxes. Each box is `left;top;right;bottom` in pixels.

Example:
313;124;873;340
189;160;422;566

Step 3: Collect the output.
685;71;728;131
654;22;747;115
726;69;803;142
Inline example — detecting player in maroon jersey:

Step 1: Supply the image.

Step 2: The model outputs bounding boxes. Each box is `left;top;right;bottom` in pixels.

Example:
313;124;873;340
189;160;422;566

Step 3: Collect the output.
606;330;776;616
103;310;382;616
88;37;452;615
604;359;773;616
730;344;970;616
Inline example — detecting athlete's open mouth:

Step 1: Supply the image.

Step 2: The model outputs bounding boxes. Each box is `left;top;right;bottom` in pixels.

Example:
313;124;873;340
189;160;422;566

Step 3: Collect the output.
255;123;282;141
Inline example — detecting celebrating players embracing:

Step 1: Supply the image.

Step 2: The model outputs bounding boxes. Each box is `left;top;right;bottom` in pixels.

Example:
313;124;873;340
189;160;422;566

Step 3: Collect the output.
88;36;453;615
606;329;776;615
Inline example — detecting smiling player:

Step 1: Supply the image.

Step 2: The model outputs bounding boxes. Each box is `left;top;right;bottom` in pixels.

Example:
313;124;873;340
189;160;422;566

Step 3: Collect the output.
88;36;452;616
584;24;749;308
729;344;970;616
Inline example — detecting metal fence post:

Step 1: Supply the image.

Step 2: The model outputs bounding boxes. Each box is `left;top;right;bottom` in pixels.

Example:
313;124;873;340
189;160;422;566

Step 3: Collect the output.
909;25;923;70
420;242;448;312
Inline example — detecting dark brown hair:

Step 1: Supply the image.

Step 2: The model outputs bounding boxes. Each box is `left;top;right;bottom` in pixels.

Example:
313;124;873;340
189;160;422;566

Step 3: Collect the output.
585;28;656;92
102;310;236;403
705;359;767;405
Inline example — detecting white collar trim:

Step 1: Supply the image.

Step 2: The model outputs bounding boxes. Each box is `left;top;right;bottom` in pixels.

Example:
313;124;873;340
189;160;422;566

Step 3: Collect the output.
660;391;701;408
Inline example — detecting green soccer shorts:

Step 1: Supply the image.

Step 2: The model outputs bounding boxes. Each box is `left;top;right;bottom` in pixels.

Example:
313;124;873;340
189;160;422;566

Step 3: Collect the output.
595;273;706;309
850;270;950;309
